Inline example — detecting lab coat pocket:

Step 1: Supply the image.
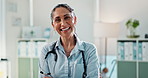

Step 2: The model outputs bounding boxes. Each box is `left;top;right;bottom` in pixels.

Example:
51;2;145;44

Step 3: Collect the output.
73;64;84;78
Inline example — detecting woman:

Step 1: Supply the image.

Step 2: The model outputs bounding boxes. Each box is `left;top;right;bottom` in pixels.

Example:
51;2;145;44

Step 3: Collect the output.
39;4;99;78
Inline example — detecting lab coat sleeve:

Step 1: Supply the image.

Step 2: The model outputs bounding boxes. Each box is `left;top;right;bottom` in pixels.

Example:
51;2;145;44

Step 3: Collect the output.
39;46;52;78
85;43;99;78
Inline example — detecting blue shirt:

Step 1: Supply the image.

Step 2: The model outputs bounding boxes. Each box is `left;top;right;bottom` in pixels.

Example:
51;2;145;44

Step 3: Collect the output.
39;36;99;78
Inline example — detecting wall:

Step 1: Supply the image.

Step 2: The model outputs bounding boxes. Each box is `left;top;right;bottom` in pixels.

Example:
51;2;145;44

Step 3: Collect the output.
5;0;29;78
95;0;148;60
0;0;7;78
0;0;6;58
0;0;3;56
100;0;148;38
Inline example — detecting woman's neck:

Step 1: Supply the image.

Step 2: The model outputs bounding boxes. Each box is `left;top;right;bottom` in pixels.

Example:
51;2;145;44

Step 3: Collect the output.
60;34;76;56
61;35;76;47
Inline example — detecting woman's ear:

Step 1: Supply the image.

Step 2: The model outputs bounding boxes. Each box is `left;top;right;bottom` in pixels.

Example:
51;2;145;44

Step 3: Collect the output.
73;16;77;25
52;22;54;27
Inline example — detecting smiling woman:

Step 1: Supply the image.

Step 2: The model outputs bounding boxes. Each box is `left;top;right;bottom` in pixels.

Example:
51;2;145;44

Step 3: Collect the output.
39;4;99;78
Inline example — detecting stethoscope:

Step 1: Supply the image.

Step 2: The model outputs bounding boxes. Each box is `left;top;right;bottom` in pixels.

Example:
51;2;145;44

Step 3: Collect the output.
39;42;87;78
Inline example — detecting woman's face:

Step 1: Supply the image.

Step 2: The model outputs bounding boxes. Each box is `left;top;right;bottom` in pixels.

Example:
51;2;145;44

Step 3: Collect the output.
52;7;76;38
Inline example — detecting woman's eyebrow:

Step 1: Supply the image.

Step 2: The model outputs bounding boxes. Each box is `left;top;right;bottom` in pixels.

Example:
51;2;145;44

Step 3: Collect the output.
64;14;71;17
54;16;60;19
54;13;71;19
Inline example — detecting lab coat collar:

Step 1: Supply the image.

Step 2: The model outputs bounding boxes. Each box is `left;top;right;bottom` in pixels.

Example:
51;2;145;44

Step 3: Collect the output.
55;34;85;54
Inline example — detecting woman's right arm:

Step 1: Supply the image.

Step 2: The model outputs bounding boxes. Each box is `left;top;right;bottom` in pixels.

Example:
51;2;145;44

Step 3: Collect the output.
39;46;52;78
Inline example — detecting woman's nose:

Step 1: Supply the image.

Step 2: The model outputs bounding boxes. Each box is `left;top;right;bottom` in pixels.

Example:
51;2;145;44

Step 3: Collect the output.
61;20;67;26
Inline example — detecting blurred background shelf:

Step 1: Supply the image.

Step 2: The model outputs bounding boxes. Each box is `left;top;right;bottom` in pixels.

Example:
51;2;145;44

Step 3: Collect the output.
17;38;48;78
117;39;148;78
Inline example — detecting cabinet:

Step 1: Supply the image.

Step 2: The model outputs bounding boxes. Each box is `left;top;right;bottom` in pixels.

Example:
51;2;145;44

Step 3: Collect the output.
17;38;48;78
117;39;148;78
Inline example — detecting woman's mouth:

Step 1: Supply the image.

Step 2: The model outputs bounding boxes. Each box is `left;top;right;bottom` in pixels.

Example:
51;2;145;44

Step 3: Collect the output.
60;27;70;31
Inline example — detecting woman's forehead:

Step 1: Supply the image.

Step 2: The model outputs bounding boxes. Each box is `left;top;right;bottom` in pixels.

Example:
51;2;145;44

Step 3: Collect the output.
52;7;71;17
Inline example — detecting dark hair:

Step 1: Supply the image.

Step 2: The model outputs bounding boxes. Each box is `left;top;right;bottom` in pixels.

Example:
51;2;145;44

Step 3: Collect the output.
51;4;74;22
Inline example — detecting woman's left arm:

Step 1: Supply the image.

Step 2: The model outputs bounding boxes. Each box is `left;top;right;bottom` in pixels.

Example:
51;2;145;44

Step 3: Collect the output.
86;44;99;78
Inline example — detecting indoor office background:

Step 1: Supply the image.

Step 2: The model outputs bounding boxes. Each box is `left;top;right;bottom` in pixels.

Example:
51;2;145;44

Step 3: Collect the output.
0;0;148;78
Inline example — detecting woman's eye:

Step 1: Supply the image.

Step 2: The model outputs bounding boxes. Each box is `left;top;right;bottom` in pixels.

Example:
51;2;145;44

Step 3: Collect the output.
55;19;61;22
65;17;71;20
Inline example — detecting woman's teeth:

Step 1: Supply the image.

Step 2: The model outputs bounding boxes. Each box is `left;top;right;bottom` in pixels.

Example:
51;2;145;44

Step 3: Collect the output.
61;27;70;31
